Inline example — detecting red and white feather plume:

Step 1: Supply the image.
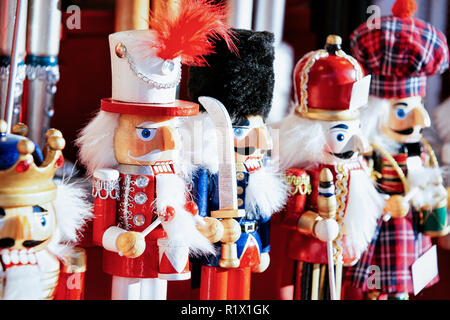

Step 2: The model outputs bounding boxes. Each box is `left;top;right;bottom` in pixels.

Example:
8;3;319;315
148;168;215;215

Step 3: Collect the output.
148;0;237;66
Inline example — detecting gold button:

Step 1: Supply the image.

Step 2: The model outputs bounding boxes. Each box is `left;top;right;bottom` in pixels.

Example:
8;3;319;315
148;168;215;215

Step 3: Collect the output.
237;186;244;195
237;198;244;207
237;172;245;181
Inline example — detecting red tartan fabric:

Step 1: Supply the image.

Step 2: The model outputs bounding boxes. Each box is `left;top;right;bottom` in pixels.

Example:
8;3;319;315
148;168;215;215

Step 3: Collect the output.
346;148;439;293
350;16;449;98
345;210;438;294
380;153;408;195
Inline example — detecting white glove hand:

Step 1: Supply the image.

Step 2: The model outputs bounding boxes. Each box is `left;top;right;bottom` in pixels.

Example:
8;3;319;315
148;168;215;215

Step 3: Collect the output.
251;252;270;273
314;219;339;242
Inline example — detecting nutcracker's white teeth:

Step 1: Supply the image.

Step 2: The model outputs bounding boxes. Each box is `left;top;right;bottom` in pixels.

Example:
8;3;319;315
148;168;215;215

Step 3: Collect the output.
1;249;38;267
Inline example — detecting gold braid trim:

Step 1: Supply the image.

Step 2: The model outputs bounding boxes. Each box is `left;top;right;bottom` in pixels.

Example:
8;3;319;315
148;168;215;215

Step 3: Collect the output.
370;142;410;193
421;138;439;168
282;174;312;195
297;50;328;114
333;164;347;263
335;50;364;80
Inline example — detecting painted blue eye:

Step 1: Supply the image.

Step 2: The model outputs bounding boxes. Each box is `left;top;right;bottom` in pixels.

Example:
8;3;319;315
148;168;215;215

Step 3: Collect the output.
234;128;244;137
40;216;46;227
396;109;406;119
141;129;151;138
336;133;345;142
136;128;157;141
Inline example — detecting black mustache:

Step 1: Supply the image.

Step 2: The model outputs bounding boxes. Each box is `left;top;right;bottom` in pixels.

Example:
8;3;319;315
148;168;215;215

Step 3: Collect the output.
393;128;414;135
0;238;46;248
0;238;15;248
330;150;355;159
22;240;45;248
234;146;256;155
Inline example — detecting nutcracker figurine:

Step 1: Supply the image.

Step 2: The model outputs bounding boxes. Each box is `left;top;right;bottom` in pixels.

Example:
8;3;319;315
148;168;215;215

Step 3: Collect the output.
0;120;91;300
187;28;287;300
272;35;386;300
345;0;449;300
76;0;236;300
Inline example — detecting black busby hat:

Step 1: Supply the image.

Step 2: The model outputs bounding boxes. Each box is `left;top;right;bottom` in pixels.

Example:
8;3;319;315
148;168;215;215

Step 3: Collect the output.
188;28;275;122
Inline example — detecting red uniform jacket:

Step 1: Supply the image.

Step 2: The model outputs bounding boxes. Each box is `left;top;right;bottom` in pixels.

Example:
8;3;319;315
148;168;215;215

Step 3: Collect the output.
92;165;169;278
281;162;365;266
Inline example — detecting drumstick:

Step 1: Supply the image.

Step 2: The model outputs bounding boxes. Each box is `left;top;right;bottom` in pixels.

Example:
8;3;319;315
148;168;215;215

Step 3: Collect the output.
141;206;206;238
141;217;162;237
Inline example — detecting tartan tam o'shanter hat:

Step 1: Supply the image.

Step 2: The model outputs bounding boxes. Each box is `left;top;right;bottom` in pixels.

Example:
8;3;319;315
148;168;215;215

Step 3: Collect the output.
350;0;449;99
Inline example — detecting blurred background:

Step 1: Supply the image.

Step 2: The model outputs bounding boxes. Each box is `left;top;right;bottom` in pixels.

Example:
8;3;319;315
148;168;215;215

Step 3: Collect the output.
2;0;448;299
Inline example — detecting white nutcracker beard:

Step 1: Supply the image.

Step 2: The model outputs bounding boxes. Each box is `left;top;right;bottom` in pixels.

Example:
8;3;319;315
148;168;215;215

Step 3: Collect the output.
76;110;120;175
128;149;162;162
128;149;180;163
343;169;385;260
272;113;328;171
245;166;288;220
155;174;214;257
3;265;44;300
408;167;447;210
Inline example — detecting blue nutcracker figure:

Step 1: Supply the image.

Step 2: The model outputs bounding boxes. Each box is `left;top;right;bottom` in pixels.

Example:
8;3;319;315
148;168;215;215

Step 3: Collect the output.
185;29;287;300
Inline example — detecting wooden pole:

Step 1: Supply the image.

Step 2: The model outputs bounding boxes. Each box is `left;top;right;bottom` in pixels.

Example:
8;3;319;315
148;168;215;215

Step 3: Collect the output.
311;263;321;300
318;168;338;300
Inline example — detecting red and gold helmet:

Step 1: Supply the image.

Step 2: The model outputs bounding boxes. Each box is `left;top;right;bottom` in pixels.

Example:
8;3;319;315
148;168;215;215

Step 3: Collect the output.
293;35;370;121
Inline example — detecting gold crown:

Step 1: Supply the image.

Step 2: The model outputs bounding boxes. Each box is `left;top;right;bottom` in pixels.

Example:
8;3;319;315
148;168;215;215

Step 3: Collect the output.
0;120;66;207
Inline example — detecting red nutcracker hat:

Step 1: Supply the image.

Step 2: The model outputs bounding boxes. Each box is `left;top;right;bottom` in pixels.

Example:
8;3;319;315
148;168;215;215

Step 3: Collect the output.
294;35;371;121
100;0;236;117
350;0;449;99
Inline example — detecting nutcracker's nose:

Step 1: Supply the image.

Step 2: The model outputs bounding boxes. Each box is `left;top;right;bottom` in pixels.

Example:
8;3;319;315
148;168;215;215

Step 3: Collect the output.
354;134;371;154
412;107;431;129
160;126;177;150
348;134;370;154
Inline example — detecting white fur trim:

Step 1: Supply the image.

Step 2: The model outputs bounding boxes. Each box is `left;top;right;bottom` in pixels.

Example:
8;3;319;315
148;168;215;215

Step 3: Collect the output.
48;181;93;258
76;110;119;175
94;168;120;181
2;265;43;300
102;226;127;252
245;166;288;220
272;114;346;171
155;174;214;256
344;169;385;259
271;114;326;170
